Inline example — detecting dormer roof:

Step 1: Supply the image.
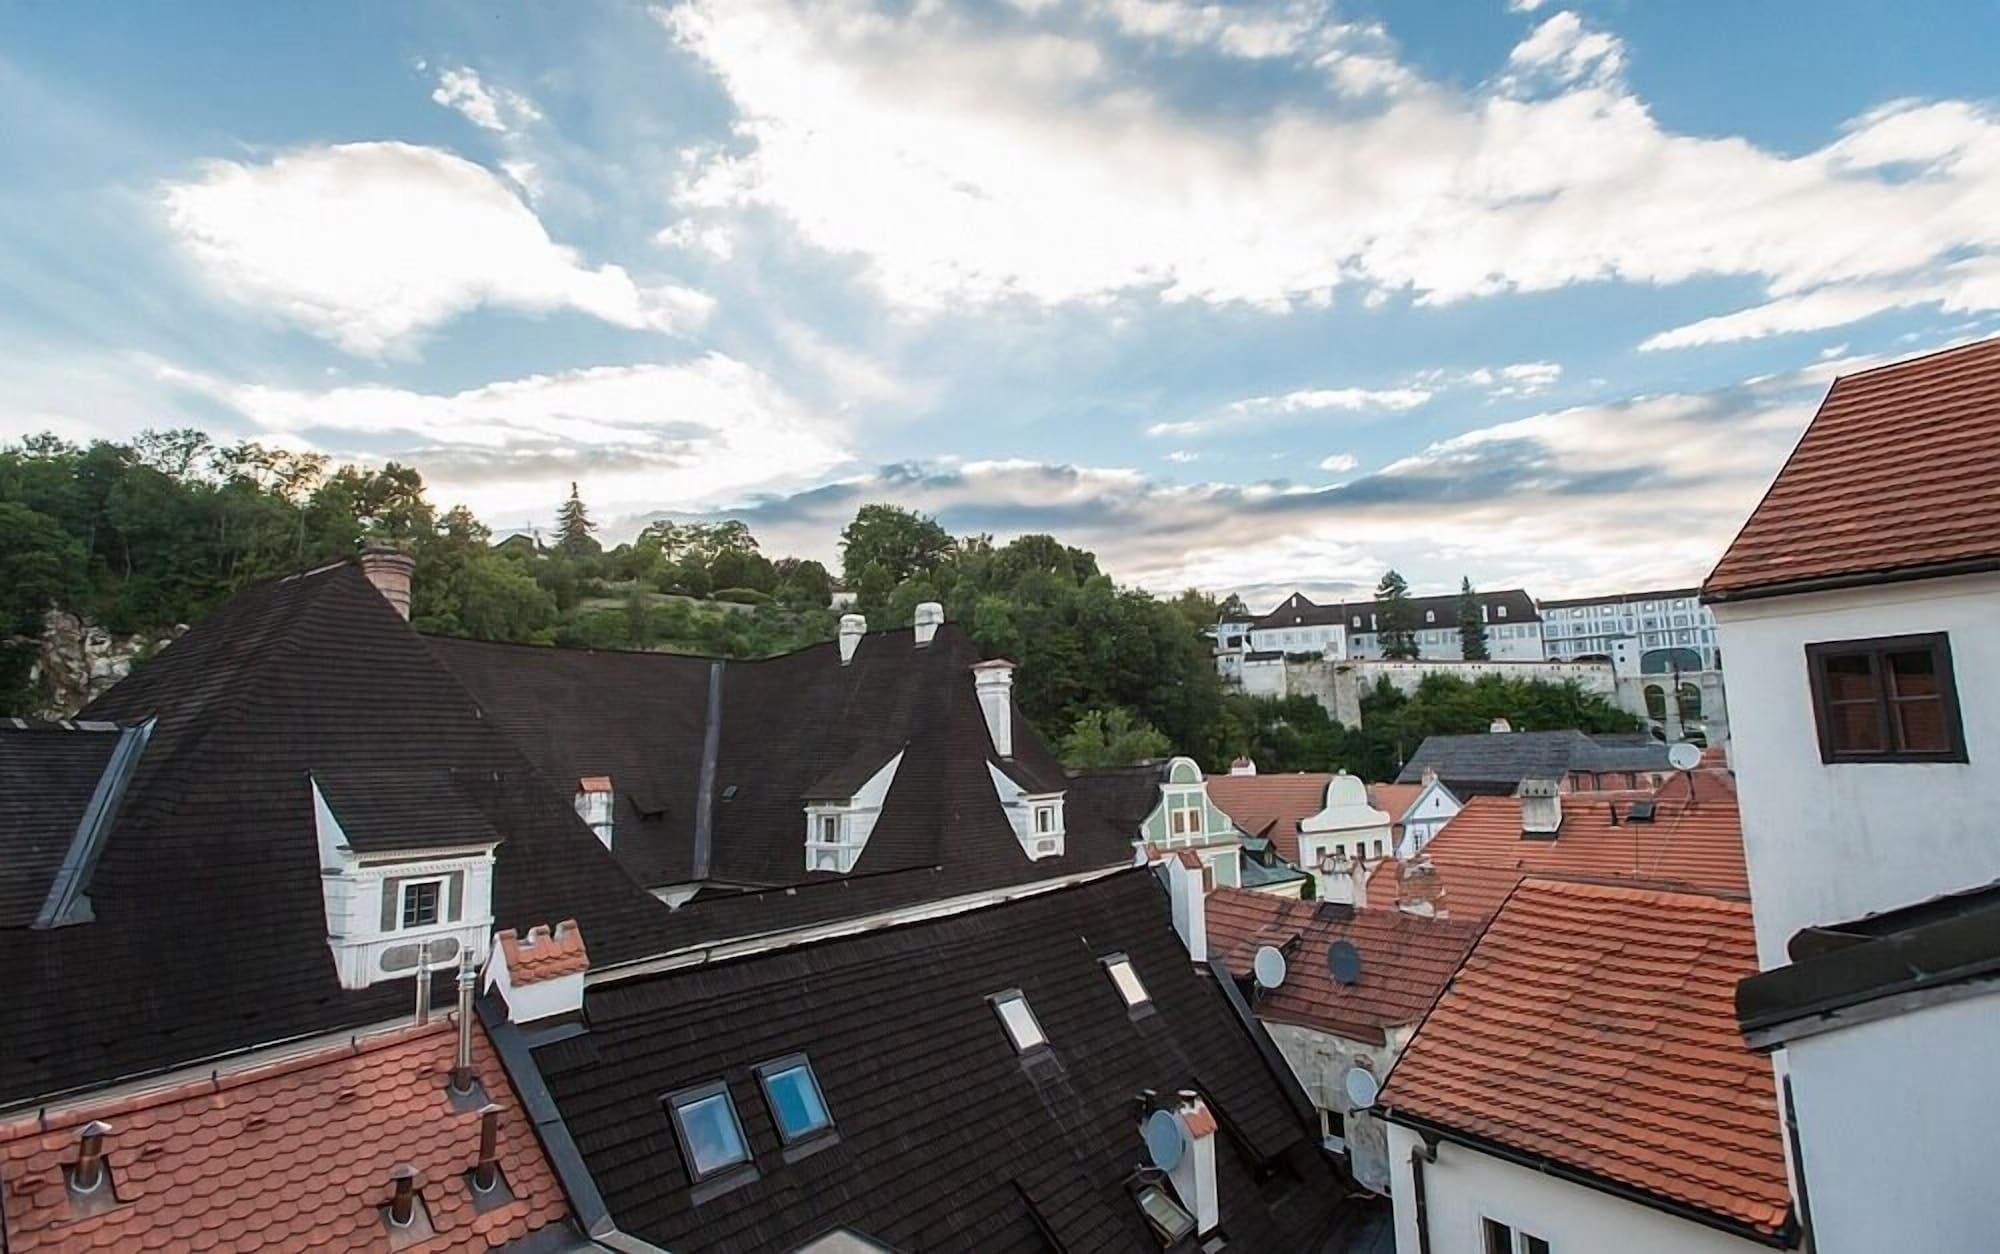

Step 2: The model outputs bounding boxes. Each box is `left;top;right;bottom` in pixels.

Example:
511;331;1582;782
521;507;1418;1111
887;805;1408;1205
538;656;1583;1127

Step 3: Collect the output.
0;720;148;929
313;766;504;854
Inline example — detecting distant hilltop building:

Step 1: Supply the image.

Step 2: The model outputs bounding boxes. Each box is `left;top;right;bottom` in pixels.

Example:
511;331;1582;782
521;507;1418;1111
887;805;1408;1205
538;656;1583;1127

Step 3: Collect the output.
1539;586;1721;670
1217;587;1545;663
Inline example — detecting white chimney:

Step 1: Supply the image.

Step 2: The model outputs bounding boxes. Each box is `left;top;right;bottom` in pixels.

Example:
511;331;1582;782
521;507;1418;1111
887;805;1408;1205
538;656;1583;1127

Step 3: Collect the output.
972;660;1016;757
1350;851;1370;909
1166;1091;1220;1234
1229;756;1257;776
838;614;867;665
913;601;944;646
1163;852;1208;962
1420;765;1438;787
1520;778;1562;836
1489;717;1512;734
484;919;588;1023
358;542;415;620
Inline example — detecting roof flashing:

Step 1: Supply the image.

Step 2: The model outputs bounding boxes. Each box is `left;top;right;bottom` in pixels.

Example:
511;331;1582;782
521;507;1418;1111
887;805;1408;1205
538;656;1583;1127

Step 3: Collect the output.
33;718;154;930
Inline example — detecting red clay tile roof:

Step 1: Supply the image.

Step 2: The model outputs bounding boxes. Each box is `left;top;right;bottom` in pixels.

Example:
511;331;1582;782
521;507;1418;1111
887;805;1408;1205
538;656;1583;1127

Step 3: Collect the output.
1366;776;1749;921
577;775;612;793
1366;784;1423;824
497;919;588;984
1706;335;2000;600
1205;773;1331;865
1377;878;1791;1238
0;1020;571;1252
1205;888;1482;1045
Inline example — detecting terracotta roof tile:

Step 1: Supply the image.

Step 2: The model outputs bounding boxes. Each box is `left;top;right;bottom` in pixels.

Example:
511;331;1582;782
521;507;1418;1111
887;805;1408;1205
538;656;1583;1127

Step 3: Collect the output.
496;919;588;985
1366;774;1748;921
1205;773;1331;865
1706;335;2000;599
1205;888;1482;1045
1377;878;1791;1237
0;1021;571;1252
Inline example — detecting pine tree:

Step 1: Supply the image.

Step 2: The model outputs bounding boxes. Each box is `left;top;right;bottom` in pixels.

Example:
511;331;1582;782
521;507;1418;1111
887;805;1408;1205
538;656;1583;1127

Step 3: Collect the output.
1457;576;1491;660
555;482;598;557
1375;569;1419;659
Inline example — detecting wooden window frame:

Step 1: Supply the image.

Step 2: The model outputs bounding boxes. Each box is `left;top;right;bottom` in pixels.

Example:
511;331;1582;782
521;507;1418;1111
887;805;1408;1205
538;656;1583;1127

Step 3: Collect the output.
1805;633;1967;764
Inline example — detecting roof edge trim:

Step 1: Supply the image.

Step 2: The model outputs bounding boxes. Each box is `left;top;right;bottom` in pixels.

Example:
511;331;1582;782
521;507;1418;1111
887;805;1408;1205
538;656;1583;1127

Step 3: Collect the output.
33;718;155;929
1704;555;2000;605
1379;1108;1797;1249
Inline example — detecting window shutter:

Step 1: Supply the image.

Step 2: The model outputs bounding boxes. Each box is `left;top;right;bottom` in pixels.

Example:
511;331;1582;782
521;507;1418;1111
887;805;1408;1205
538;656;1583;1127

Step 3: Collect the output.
446;871;464;923
381;877;402;931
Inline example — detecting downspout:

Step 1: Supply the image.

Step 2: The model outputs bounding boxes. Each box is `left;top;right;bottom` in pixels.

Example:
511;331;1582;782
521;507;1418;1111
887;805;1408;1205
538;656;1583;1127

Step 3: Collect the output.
1409;1136;1437;1254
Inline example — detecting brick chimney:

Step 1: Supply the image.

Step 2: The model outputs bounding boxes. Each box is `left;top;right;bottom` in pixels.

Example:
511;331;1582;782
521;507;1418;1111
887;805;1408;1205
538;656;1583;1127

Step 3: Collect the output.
1229;756;1256;776
972;659;1016;757
838;614;867;665
485;920;588;1023
913;601;944;646
359;542;415;620
1166;1091;1220;1234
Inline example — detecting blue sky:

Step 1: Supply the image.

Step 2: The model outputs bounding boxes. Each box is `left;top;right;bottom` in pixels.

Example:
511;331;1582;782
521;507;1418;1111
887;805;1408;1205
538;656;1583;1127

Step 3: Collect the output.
3;1;1997;605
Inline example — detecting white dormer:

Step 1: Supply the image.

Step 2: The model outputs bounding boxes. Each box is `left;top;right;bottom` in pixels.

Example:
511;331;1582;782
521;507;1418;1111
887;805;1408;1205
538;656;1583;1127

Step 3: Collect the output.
987;761;1065;860
575;775;614;849
804;749;905;874
312;776;498;991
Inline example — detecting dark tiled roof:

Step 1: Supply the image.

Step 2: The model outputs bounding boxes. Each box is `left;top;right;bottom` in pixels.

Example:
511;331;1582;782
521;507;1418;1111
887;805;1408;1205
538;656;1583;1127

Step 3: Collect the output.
1378;879;1791;1239
1538;587;1702;609
0;723;123;927
1706;335;2000;600
0;563;672;1108
1205;889;1480;1045
527;869;1346;1252
313;766;506;854
431;625;1088;891
1062;763;1163;838
1205;773;1330;866
1395;730;1670;793
1251;588;1542;630
0;1020;573;1252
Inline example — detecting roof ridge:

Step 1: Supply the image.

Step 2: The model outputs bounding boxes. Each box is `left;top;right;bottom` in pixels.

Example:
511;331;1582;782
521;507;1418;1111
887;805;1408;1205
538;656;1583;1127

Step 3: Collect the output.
1828;331;1999;384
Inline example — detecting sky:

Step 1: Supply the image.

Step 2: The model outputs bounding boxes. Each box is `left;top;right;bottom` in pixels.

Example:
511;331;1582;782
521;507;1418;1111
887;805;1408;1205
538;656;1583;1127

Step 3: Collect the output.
3;1;1998;607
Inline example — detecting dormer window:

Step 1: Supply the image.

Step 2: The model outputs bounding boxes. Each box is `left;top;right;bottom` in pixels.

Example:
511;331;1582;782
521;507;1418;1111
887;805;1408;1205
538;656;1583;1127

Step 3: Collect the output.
803;751;906;875
312;772;499;991
1497;605;1508;618
575;776;614;849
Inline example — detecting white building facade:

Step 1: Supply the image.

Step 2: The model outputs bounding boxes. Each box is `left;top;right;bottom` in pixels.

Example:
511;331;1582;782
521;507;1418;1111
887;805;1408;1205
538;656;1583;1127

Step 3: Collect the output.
1541;587;1721;669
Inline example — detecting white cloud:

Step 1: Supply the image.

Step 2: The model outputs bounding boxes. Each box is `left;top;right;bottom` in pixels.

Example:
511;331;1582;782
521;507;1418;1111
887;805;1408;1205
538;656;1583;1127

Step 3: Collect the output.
1319;451;1358;473
162;142;712;355
659;1;2000;337
156;354;849;521
431;67;543;133
1165;449;1199;463
1508;0;1552;10
662;356;1834;601
1151;384;1432;438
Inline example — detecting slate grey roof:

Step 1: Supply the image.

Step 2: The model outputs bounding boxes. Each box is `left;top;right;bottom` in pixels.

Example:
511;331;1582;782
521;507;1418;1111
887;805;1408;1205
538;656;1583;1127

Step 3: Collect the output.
0;563;672;1107
515;868;1347;1252
1252;587;1542;632
1395;729;1672;793
0;722;125;927
312;766;506;854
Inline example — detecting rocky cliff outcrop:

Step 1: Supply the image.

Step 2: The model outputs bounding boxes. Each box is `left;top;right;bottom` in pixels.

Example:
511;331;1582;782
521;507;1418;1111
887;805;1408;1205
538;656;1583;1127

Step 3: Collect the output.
26;611;181;719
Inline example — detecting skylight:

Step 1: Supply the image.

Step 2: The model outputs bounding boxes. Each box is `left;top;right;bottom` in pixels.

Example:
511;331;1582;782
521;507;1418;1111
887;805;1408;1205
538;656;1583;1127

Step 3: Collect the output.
664;1081;751;1181
990;990;1047;1052
1104;954;1150;1009
756;1054;833;1145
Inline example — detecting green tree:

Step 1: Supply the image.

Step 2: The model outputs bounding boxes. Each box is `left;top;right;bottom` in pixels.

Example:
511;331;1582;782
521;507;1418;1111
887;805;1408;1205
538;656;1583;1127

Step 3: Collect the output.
0;502;85;635
1059;707;1172;768
839;504;953;585
1375;568;1419;659
774;558;833;608
555;483;599;557
1457;576;1490;661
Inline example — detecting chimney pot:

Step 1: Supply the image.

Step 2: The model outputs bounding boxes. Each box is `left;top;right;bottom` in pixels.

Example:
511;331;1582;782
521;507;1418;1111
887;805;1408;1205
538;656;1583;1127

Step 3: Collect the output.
359;542;416;620
913;601;944;646
449;952;478;1095
838;614;867;665
73;1120;112;1194
388;1164;420;1227
473;1105;502;1194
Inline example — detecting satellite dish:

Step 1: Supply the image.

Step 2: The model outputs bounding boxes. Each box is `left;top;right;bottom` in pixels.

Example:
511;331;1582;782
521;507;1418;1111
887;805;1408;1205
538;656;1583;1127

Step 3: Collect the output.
1667;741;1702;771
1253;945;1288;990
1143;1108;1186;1171
1327;940;1363;986
1344;1065;1380;1109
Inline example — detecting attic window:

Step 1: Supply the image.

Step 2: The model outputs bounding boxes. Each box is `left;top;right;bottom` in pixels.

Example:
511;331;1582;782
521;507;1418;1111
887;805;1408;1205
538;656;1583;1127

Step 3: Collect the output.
755;1054;833;1145
401;880;441;929
1497;605;1508;618
1103;954;1150;1009
664;1081;752;1182
990;990;1048;1053
1034;804;1059;835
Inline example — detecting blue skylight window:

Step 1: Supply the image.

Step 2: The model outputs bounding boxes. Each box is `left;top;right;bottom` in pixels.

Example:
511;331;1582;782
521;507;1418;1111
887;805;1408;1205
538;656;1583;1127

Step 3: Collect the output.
756;1054;834;1144
664;1081;751;1180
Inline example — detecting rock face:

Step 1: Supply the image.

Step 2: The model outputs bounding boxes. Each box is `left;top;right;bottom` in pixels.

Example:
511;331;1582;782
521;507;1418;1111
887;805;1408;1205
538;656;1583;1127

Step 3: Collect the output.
27;611;180;719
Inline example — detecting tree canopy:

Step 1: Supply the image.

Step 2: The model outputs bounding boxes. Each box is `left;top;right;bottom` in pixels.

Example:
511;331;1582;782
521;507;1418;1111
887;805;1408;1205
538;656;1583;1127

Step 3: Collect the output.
1457;576;1490;660
1374;568;1419;659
